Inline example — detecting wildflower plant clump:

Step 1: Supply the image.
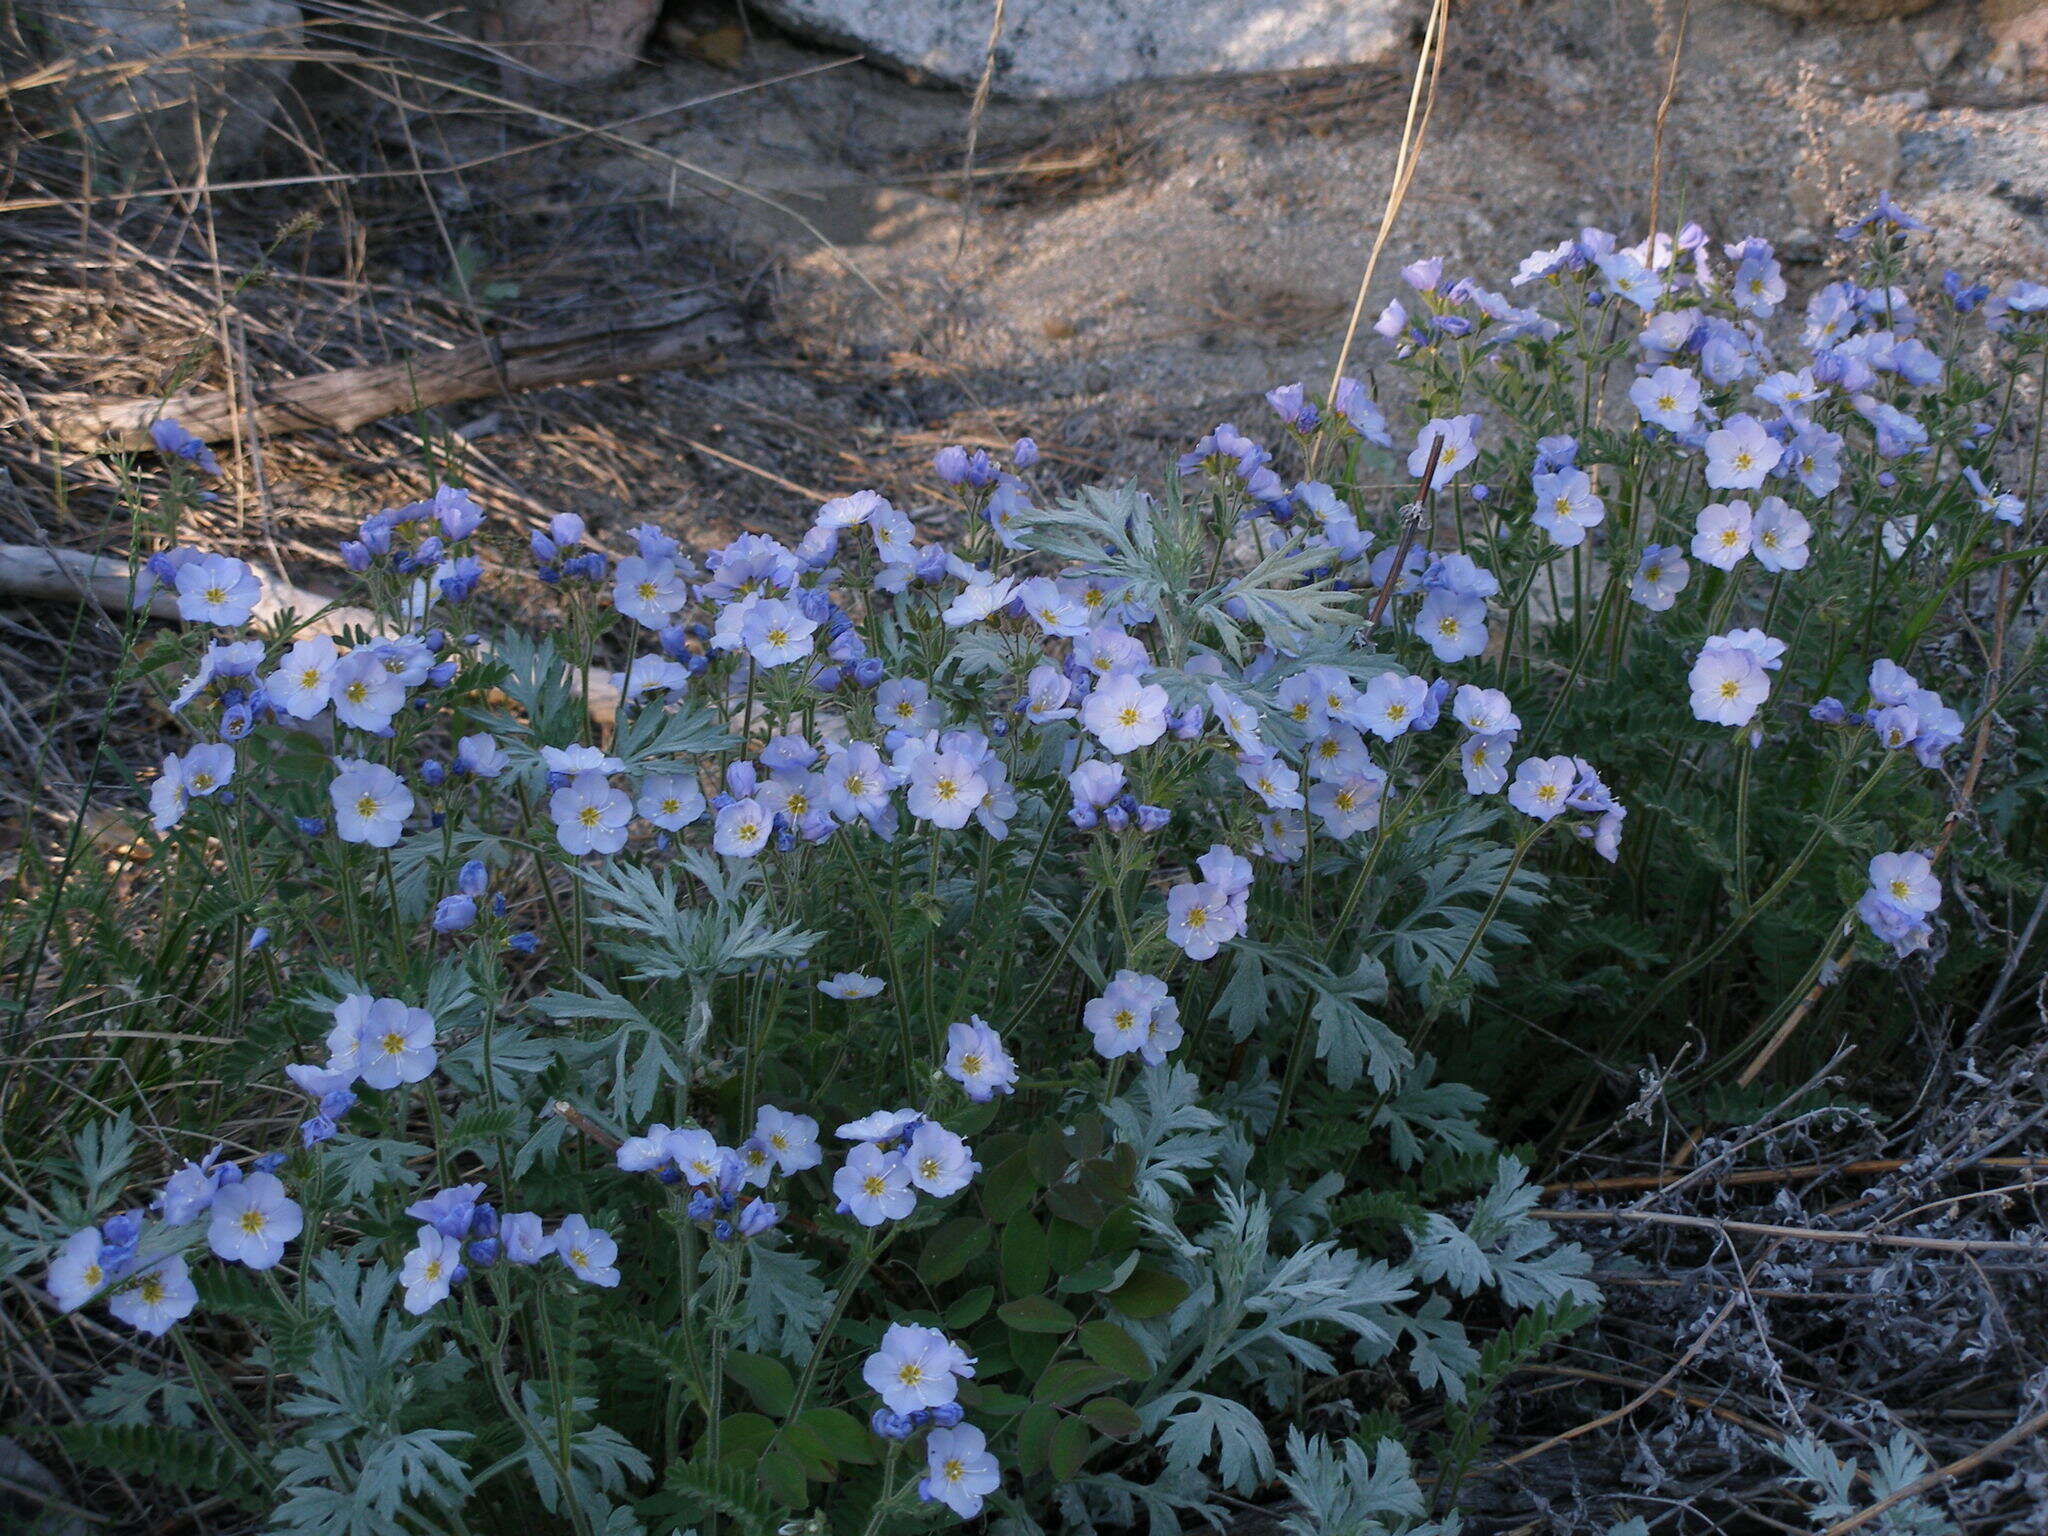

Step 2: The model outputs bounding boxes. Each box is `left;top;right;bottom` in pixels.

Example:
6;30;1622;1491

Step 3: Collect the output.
8;199;2044;1532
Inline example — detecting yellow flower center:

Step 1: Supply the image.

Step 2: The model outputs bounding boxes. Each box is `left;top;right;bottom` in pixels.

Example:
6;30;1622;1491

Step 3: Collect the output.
345;681;369;704
139;1276;165;1304
897;1362;925;1386
83;1263;103;1288
1536;783;1559;803
1184;905;1208;928
862;1175;887;1198
1889;878;1911;900
942;1458;965;1483
190;772;215;792
238;1209;267;1235
1117;705;1141;728
1385;703;1407;721
636;581;658;601
960;1053;984;1076
355;794;380;818
423;1258;443;1282
1656;393;1676;412
919;1156;942;1179
380;1031;406;1057
300;668;322;688
1718;678;1741;700
203;585;227;605
1733;451;1754;471
578;805;602;827
933;778;959;802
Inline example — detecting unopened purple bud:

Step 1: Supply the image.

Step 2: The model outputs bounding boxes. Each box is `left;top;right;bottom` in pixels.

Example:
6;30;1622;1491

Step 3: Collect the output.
1810;696;1848;724
870;1409;916;1441
301;1115;338;1147
252;1152;286;1176
414;536;445;566
507;931;538;955
296;816;327;836
360;525;393;556
934;445;971;484
340;540;373;572
247;926;272;952
1136;803;1171;833
658;624;691;660
850;656;884;688
549;512;586;548
1068;804;1100;831
928;1402;965;1429
457;859;488;896
1102;803;1130;832
468;1203;498;1239
447;1262;468;1287
737;1199;781;1237
433;894;477;933
813;665;844;692
1012;436;1040;468
467;1237;500;1269
725;761;757;798
529;531;558;563
102;1210;144;1248
420;759;447;788
318;1088;356;1119
687;1192;715;1221
545;770;571;791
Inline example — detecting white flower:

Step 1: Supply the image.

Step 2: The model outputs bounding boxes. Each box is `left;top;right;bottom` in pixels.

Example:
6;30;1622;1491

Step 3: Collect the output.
741;597;818;668
942;575;1017;627
1236;754;1303;811
1016;576;1091;637
906;750;988;831
107;1256;197;1336
1690;500;1753;571
554;1215;620;1287
266;636;340;719
1868;851;1940;915
1452;685;1519;736
1207;683;1267;756
818;489;885;528
1704;414;1781;490
904;1124;978;1197
919;1424;1000;1519
636;772;706;831
343;994;438;1090
400;1226;459;1314
1460;732;1512;795
1688;645;1770;726
1165;880;1245;961
174;553;262;626
330;759;414;847
329;649;406;732
943;1018;1018;1101
1416;590;1488;661
1356;671;1428;741
836;1108;921;1145
612;555;689;628
863;1322;974;1414
614;656;692;701
834;1142;915;1226
1506;755;1576;820
1530;467;1606;548
1629;364;1701;431
754;1106;822;1174
713;797;772;857
546;772;630;857
206;1172;303;1271
454;733;508;778
1407;414;1480;489
876;677;936;733
1080;672;1170;754
1751;496;1811;572
819;971;885;999
1629;545;1690;612
1308;773;1385;838
1084;970;1181;1064
45;1229;108;1313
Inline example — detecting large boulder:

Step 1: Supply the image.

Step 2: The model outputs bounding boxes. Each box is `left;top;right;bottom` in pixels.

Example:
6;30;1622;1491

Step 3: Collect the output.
21;0;304;176
748;0;1423;96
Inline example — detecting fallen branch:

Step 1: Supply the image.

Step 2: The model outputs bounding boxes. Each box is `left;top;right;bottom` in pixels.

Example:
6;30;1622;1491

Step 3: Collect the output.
1535;1206;2045;1256
1545;1155;2048;1196
37;298;743;449
0;543;621;722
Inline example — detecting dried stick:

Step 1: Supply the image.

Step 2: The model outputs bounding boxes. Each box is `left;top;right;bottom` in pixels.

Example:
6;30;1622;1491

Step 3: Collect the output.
38;299;741;450
1534;1206;2044;1256
1816;1404;2048;1535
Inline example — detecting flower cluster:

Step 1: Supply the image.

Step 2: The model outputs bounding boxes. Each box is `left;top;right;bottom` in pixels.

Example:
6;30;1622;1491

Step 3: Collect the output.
863;1324;999;1518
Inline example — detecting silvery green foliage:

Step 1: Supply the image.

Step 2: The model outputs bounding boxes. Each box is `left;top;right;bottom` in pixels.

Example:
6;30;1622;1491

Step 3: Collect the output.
271;1257;473;1536
1408;1158;1598;1309
1775;1432;1959;1535
1275;1427;1453;1536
